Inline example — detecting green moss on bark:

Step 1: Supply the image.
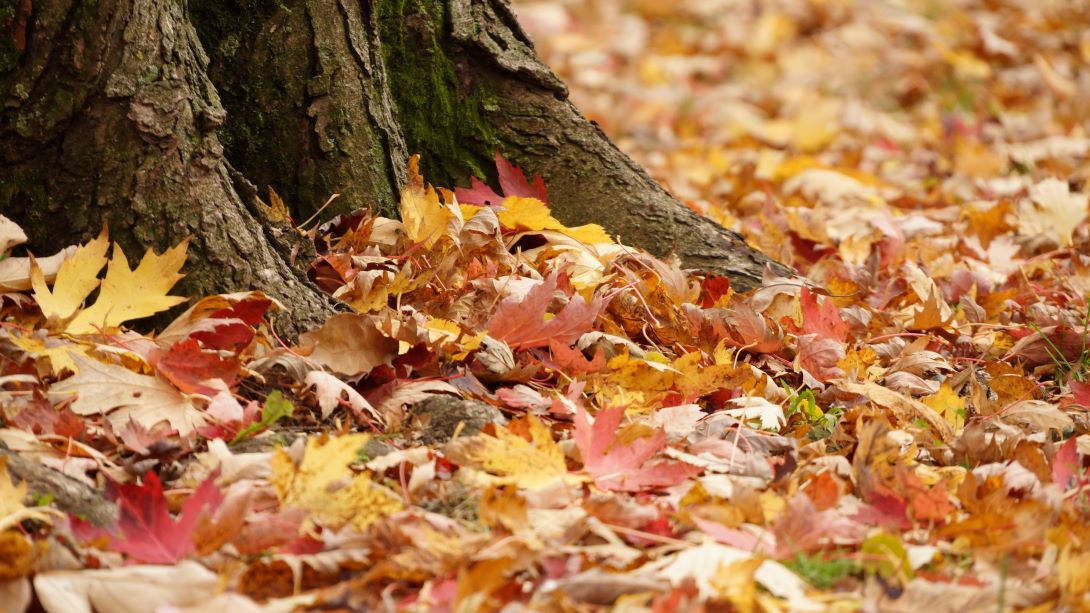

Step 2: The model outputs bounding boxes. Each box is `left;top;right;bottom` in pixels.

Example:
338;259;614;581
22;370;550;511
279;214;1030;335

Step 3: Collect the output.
377;0;499;187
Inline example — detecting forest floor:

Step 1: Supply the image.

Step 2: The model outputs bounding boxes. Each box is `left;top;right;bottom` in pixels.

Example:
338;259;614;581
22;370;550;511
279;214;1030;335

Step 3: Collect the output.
1;0;1089;611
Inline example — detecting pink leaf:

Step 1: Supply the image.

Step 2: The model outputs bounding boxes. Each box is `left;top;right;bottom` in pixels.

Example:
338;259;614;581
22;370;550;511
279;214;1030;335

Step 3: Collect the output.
796;333;846;384
487;272;607;349
573;404;699;492
454;176;504;206
454;153;549;205
1052;437;1081;491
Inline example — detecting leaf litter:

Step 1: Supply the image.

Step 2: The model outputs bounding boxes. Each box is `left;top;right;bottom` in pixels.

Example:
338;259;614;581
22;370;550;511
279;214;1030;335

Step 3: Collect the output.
1;0;1090;611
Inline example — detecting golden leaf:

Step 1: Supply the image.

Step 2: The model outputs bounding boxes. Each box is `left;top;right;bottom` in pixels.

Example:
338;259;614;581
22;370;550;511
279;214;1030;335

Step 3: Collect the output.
444;414;571;489
400;155;452;249
64;239;189;334
497;196;612;244
30;227;109;325
921;384;966;434
271;434;402;531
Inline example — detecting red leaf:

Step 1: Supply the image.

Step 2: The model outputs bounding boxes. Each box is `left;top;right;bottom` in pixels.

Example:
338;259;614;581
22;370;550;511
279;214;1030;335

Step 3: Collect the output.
487;272;608;349
699;274;732;308
495;152;549;202
573;404;699;492
1052;436;1080;491
1072;380;1090;409
454;176;504;206
190;321;255;352
154;338;240;395
454;152;549;205
108;472;223;564
799;287;850;342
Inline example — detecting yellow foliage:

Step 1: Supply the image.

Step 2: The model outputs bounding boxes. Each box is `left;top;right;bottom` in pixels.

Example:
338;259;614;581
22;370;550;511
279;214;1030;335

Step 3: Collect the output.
400;155;453;249
271;434;402;531
497;196;612;244
443;414;572;490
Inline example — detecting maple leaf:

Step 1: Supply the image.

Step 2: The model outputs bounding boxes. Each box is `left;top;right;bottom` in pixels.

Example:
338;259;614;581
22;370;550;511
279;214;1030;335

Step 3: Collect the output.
59;239;189;334
296;313;399;376
270;433;402;530
573;404;699;492
107;472;222;564
496;196;612;244
153;338;239;396
443;413;572;489
487;271;608;349
455;152;549;206
400;154;454;249
30;226;110;325
49;354;207;436
798;287;849;342
1051;437;1080;491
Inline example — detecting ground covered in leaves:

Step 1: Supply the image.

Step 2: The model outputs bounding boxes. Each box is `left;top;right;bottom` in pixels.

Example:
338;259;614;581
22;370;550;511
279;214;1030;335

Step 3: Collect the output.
1;0;1090;611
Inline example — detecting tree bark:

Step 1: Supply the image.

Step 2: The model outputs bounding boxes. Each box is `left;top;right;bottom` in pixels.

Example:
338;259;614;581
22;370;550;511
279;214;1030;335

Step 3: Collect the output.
1;0;789;338
0;0;334;335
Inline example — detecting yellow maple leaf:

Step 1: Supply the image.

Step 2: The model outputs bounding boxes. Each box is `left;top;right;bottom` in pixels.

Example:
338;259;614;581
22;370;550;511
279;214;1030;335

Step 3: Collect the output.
444;414;572;489
922;384;967;434
497;196;612;244
64;239;189;334
271;434;402;531
400;155;453;249
30;227;109;325
7;331;91;376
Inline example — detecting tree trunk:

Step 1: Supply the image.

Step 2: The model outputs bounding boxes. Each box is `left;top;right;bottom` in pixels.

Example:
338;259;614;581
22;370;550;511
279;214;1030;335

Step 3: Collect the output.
1;0;790;336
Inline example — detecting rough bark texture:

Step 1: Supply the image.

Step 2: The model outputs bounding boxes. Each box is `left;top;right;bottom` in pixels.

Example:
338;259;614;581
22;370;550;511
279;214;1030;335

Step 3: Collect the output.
0;0;334;335
190;0;407;221
194;0;790;290
1;0;787;342
445;0;791;288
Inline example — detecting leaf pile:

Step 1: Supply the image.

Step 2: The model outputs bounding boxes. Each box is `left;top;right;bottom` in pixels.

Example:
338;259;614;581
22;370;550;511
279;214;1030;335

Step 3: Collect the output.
0;0;1089;610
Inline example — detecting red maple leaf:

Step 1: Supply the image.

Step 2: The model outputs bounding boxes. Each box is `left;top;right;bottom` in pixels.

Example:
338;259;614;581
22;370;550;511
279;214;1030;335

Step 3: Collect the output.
799;287;850;342
107;472;223;564
455;152;549;205
573;404;699;492
153;338;240;395
487;272;608;349
1052;436;1081;491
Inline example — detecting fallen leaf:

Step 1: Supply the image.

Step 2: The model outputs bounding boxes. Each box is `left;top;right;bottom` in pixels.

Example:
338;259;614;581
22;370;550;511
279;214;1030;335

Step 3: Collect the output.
107;472;222;564
296;313;399;376
30;227;109;325
64;239;189;334
574;404;699;491
487;271;608;349
49;355;206;436
444;413;571;489
400;155;453;249
270;433;402;530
